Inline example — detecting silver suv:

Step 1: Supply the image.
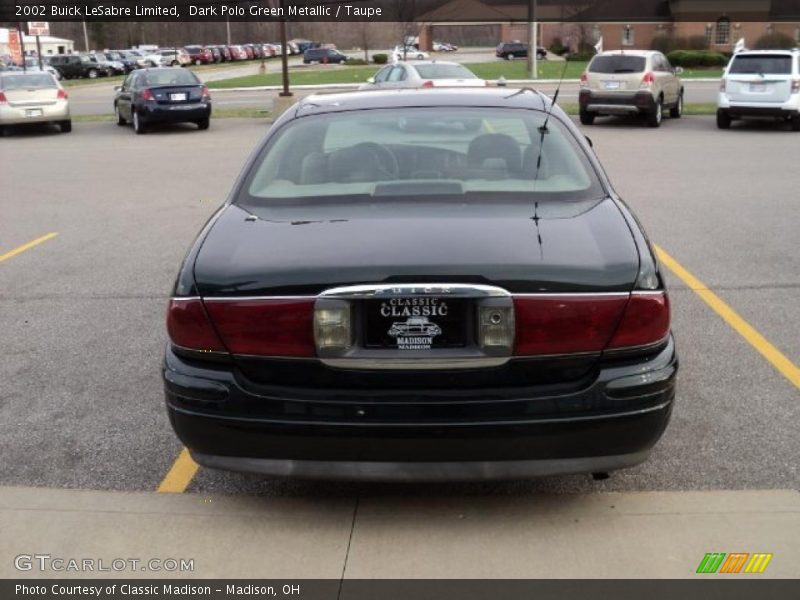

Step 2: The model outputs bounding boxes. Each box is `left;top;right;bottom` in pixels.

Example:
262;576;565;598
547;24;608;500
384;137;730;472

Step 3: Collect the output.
579;50;684;128
717;49;800;130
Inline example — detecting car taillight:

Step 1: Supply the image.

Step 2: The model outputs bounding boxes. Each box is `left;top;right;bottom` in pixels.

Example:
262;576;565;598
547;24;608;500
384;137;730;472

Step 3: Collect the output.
580;72;589;89
141;88;154;101
513;295;628;356
792;79;800;93
720;78;727;92
0;91;6;104
201;85;210;99
166;298;226;353
203;298;316;357
57;88;68;100
421;80;434;88
607;291;670;350
640;72;655;88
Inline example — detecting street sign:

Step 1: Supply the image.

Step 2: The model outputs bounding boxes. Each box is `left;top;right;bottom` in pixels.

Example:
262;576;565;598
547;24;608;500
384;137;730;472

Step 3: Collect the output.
8;29;23;65
27;22;50;36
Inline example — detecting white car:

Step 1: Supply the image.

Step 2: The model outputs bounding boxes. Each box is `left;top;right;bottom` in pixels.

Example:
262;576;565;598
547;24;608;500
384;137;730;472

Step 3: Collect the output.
360;61;485;90
0;71;71;133
392;46;429;61
717;48;800;131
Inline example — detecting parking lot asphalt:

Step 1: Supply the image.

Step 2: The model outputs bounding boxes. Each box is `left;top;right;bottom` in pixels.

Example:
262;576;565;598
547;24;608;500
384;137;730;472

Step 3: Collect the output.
0;114;797;499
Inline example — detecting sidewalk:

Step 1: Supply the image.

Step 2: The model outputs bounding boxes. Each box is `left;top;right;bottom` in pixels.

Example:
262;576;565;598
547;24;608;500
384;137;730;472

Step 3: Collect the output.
1;486;797;578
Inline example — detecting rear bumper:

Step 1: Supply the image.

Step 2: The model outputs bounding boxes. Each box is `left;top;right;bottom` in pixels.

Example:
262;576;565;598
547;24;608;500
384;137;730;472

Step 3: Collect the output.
0;101;70;125
164;337;677;481
579;90;656;114
718;93;800;117
140;102;211;123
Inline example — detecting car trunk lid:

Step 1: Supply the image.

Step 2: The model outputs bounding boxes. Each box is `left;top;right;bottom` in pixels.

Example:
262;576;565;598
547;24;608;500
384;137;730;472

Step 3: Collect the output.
725;54;795;103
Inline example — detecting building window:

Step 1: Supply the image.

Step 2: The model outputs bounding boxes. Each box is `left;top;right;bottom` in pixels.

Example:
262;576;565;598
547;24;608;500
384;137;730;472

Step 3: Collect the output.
715;17;731;45
796;27;800;43
622;25;634;46
705;25;713;46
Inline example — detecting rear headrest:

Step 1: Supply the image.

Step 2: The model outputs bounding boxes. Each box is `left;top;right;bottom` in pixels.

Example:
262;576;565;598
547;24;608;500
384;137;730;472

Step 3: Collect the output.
467;133;521;173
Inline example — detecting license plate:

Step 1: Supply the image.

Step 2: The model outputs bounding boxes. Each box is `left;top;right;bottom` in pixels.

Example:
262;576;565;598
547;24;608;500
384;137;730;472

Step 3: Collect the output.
750;83;767;92
604;81;620;90
25;108;43;117
170;93;187;101
363;298;468;350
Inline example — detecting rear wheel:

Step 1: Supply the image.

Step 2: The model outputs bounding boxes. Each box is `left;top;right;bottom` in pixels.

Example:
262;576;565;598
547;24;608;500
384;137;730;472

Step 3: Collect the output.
579;110;595;125
115;104;127;126
195;59;202;65
196;118;210;130
670;92;683;118
646;97;663;128
59;120;72;133
506;53;515;60
87;69;98;79
132;110;146;135
716;109;731;129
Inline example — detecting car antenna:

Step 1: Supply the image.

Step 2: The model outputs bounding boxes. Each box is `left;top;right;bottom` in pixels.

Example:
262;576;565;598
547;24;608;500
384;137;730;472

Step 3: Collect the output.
529;59;570;259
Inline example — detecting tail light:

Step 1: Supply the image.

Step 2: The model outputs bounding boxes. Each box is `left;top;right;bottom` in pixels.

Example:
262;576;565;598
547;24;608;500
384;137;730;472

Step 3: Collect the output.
720;78;727;92
201;85;210;100
513;295;628;356
640;72;655;88
792;79;800;93
57;88;68;100
0;91;6;104
580;72;589;89
203;298;315;357
607;291;670;350
141;88;154;101
166;298;226;353
421;80;434;88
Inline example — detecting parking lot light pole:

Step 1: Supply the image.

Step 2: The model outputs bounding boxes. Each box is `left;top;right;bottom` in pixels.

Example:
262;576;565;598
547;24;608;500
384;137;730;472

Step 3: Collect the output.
279;16;291;97
527;0;537;79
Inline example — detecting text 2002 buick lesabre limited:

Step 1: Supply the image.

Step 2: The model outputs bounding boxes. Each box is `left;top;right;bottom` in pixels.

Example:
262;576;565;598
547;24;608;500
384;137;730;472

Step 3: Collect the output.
164;89;677;481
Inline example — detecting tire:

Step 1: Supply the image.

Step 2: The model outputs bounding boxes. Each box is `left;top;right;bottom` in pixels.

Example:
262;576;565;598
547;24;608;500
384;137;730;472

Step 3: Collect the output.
507;53;515;60
670;92;683;118
196;118;210;130
579;110;595;125
132;110;146;135
646;97;663;128
171;61;179;67
791;115;800;132
195;59;202;65
115;104;127;126
59;120;72;133
716;109;731;129
88;69;98;79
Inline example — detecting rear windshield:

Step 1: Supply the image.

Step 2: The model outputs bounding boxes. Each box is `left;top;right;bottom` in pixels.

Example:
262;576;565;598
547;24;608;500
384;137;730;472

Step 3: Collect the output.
141;69;199;86
589;55;647;74
238;107;603;204
414;64;477;79
729;55;793;75
0;73;57;89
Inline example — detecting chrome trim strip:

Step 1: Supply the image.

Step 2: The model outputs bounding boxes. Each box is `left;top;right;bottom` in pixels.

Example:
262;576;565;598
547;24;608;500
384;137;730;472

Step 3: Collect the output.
318;283;511;299
170;296;201;301
179;290;660;302
319;356;511;370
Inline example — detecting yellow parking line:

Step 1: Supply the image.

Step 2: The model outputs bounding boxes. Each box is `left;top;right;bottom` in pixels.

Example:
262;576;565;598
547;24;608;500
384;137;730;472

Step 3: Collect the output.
0;232;58;263
655;244;799;389
156;448;199;493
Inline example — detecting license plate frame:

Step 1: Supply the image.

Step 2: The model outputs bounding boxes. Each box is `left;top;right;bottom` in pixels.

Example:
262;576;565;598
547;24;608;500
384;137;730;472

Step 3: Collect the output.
604;80;621;90
25;108;43;117
362;298;470;350
749;82;767;93
170;92;188;102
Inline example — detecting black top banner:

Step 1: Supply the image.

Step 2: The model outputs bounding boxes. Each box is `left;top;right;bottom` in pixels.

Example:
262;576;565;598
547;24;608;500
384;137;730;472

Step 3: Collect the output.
2;0;800;23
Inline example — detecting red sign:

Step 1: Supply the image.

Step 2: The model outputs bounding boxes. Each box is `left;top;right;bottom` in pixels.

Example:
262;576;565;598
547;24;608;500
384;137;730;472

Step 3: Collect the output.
28;22;50;36
8;29;23;65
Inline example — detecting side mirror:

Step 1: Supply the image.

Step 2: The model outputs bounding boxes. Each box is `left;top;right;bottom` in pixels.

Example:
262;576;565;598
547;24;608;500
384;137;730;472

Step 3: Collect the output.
113;85;122;92
366;77;376;84
674;66;684;75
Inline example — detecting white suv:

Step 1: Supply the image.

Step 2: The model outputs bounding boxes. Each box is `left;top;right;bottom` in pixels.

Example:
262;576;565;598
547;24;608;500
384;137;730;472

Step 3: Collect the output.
717;49;800;130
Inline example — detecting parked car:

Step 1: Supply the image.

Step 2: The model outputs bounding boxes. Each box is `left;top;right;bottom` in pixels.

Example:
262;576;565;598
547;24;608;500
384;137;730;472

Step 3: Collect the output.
433;41;458;52
287;42;300;55
717;49;800;131
495;42;546;60
207;46;222;63
242;45;255;60
139;49;164;67
392;46;430;61
360;61;485;90
248;44;264;59
104;51;138;73
48;54;109;79
113;67;211;134
87;52;124;75
184;46;214;65
303;47;350;64
123;49;151;69
0;71;71;133
158;48;191;67
23;57;61;80
215;45;232;62
163;88;677;481
229;45;248;61
579;50;684;127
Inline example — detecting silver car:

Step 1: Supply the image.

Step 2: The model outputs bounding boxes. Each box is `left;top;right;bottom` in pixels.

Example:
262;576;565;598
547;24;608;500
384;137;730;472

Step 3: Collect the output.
360;61;485;90
24;57;62;80
0;71;71;133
